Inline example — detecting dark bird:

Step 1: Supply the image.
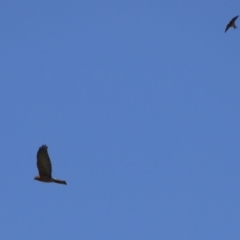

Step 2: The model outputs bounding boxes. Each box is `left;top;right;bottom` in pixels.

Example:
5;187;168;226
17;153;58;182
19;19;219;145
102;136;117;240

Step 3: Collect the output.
225;15;239;32
34;145;67;185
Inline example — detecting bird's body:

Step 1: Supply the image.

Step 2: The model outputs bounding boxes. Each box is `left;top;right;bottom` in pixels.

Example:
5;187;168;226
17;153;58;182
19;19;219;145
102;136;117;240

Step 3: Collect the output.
34;145;67;185
225;15;239;32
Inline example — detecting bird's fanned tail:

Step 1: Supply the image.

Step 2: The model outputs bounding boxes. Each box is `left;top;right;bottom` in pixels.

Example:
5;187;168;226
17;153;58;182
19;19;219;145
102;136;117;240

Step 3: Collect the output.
53;179;67;185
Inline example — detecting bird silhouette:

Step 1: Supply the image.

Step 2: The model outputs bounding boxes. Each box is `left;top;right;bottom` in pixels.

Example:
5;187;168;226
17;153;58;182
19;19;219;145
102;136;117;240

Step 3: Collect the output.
225;15;239;32
34;145;67;185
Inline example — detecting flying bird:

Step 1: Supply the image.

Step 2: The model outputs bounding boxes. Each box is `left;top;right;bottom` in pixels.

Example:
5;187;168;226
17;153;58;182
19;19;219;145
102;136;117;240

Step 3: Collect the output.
34;145;67;185
225;15;239;32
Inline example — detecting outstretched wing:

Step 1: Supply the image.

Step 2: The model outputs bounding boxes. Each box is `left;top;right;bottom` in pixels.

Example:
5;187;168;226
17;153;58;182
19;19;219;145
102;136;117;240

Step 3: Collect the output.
37;145;52;177
225;23;231;32
231;15;239;23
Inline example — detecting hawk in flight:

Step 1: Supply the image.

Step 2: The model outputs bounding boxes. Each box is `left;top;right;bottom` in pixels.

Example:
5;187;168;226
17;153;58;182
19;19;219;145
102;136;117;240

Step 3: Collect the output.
34;145;67;185
225;15;239;32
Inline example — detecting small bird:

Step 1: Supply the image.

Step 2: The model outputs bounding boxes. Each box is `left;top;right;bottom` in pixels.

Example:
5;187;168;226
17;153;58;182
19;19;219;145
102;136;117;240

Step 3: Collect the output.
225;15;239;32
34;145;67;185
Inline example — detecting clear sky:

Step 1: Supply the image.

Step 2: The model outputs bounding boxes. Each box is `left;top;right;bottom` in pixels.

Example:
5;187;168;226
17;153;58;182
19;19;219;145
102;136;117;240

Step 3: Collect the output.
0;1;240;239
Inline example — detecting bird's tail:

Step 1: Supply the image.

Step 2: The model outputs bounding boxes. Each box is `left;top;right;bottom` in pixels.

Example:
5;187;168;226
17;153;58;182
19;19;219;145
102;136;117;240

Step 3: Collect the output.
53;179;67;185
233;23;237;29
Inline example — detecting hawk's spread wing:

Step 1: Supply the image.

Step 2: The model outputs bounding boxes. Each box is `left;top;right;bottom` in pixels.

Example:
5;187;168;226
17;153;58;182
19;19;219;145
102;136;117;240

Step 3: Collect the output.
231;15;239;23
37;145;52;177
225;23;231;32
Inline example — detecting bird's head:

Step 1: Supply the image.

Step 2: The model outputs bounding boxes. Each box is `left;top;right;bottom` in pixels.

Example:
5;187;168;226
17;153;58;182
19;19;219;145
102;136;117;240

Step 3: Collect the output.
34;176;40;181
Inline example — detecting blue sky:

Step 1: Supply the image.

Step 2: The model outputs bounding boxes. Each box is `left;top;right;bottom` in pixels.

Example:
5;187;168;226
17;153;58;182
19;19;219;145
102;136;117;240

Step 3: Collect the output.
0;1;240;239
